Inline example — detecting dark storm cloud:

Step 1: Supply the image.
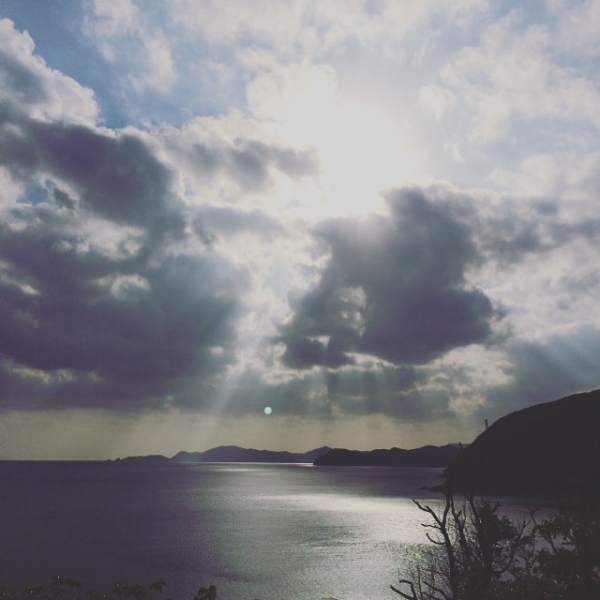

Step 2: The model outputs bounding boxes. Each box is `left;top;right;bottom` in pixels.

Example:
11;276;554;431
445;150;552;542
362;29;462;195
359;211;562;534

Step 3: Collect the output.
0;210;247;409
192;205;283;246
324;366;452;420
188;138;319;190
0;34;323;415
0;358;166;411
53;188;77;210
0;105;185;243
280;334;353;369
278;188;495;367
0;51;258;412
477;197;600;266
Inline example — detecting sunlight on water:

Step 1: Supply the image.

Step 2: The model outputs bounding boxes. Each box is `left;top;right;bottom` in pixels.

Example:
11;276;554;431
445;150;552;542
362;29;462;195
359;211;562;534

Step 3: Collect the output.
0;462;536;600
260;492;434;546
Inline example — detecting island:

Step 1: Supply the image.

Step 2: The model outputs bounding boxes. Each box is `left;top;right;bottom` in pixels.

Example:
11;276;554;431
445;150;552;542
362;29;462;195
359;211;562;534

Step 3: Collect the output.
112;443;462;467
313;444;462;467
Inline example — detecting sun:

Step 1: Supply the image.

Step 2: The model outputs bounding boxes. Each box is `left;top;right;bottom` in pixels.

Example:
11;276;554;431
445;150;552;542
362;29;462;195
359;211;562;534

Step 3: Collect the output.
276;77;425;219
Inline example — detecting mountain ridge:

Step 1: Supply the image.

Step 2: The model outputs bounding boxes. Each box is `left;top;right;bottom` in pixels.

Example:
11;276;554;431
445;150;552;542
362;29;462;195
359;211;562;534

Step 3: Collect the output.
313;444;461;467
171;445;331;463
113;443;460;466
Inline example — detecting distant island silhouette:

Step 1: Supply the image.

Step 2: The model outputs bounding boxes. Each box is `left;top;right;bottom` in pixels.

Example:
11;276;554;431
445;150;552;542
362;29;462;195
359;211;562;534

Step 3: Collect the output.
113;443;461;467
112;388;600;497
173;445;331;464
313;444;462;467
112;445;330;464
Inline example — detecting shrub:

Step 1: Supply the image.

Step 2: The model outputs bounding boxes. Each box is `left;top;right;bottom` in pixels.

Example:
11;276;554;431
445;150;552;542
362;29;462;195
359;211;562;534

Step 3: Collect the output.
392;490;600;600
0;577;217;600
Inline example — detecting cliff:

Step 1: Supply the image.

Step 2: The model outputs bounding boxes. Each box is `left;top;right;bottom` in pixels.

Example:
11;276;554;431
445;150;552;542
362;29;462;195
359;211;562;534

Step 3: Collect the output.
445;389;600;496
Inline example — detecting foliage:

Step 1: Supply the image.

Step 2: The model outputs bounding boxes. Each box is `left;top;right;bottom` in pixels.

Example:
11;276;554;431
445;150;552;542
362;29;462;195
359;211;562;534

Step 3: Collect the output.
0;577;216;600
392;490;600;600
391;488;531;600
532;496;600;600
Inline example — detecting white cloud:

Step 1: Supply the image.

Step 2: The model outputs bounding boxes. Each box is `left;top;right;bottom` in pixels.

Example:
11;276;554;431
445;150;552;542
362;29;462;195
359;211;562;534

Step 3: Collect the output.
88;0;138;39
492;151;600;212
419;84;456;120
0;19;98;125
169;0;305;46
310;0;490;48
555;0;600;56
84;1;177;95
438;9;600;142
168;0;489;61
132;30;176;93
245;62;338;123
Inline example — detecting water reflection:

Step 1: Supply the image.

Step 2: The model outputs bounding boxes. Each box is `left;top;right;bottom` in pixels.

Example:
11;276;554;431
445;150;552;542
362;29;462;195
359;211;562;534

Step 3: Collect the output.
0;462;539;600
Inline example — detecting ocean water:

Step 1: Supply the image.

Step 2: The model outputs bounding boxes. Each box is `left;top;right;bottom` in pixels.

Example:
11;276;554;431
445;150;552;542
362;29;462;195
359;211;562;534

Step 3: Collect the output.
0;462;532;600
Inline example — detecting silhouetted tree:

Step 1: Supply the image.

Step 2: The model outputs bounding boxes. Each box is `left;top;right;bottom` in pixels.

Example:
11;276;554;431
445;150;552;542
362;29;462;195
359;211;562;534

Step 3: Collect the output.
391;486;530;600
532;496;600;600
393;489;600;600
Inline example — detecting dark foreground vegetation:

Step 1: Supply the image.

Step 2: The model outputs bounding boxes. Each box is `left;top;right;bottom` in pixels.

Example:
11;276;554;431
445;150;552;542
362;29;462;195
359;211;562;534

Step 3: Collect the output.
393;487;600;600
395;390;600;599
0;578;217;600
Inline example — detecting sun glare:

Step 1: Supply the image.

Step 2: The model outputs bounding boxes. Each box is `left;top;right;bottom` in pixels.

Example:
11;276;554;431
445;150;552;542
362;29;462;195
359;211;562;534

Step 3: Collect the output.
281;85;424;218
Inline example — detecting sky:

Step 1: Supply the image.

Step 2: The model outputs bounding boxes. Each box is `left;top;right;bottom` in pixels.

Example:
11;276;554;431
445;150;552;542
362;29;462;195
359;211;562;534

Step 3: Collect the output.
0;0;599;460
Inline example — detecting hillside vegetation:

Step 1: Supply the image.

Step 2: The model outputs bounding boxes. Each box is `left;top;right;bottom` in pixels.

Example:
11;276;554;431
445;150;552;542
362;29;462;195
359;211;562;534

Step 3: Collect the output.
445;389;600;496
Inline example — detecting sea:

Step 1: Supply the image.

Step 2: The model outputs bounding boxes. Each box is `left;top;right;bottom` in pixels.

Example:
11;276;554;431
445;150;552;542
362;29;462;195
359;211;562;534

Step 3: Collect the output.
0;461;538;600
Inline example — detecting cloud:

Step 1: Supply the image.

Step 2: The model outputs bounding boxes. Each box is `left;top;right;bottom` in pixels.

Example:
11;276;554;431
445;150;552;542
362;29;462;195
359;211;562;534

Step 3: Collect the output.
436;8;600;142
160;116;320;198
0;20;324;416
323;365;452;421
0;19;98;125
0;109;187;249
0;25;255;413
84;1;176;95
278;188;496;367
169;0;304;46
493;152;600;207
87;0;138;39
1;3;600;458
555;0;600;57
481;326;600;420
132;30;176;93
205;362;452;423
474;193;600;270
168;0;488;53
189;138;318;191
0;202;247;410
192;205;282;245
